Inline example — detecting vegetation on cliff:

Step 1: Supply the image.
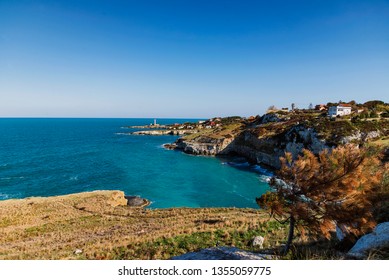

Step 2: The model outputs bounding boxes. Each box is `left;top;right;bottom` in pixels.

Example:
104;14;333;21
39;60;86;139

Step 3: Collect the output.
257;145;387;254
167;100;389;169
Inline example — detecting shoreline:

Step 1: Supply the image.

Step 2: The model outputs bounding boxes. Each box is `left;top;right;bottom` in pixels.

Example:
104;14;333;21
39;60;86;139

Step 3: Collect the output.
0;190;150;206
0;189;260;210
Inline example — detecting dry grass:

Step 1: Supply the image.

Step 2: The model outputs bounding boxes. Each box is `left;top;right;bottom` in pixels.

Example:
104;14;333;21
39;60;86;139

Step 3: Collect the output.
369;136;389;148
0;191;281;260
183;123;243;141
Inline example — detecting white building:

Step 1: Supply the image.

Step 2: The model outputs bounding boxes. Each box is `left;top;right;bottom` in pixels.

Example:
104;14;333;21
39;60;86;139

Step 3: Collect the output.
328;104;352;117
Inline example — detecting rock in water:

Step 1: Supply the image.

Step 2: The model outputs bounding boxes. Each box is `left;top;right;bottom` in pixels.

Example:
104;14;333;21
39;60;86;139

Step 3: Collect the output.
107;192;149;207
348;222;389;258
125;195;149;207
163;143;177;150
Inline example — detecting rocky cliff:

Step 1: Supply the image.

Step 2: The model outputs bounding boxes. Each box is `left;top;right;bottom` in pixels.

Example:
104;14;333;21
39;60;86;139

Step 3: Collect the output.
169;124;327;169
173;136;234;155
166;114;389;169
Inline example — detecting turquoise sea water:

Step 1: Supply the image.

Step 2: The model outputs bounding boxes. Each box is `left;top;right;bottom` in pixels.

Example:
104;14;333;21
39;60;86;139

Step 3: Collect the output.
0;118;271;208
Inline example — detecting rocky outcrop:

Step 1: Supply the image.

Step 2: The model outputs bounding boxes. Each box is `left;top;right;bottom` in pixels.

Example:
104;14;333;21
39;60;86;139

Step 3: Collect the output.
171;246;275;260
91;191;150;208
259;113;281;124
340;130;381;144
125;195;150;207
107;191;129;207
348;222;389;258
173;136;234;156
170;124;327;169
164;114;387;169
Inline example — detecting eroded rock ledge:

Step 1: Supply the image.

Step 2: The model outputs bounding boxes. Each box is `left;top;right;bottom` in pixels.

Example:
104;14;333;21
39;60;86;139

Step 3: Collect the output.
166;125;328;169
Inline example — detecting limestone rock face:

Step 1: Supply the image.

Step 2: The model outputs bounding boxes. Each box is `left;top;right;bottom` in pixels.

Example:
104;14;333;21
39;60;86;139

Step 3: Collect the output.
171;246;274;260
348;222;389;257
107;191;128;207
107;192;149;207
174;125;327;169
340;130;381;144
175;137;234;156
168;121;382;169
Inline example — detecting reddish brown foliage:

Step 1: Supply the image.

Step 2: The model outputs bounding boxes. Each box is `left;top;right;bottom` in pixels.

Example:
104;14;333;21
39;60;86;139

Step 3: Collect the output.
257;144;385;250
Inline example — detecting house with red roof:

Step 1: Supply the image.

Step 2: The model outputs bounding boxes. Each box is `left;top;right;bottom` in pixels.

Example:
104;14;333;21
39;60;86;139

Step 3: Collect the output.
328;104;352;117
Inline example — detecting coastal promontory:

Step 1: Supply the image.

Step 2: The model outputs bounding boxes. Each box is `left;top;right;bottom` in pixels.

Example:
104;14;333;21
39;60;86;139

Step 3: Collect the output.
0;190;274;259
164;103;389;169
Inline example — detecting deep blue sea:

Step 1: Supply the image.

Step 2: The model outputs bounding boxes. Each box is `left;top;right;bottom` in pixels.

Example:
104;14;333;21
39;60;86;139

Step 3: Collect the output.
0;118;271;208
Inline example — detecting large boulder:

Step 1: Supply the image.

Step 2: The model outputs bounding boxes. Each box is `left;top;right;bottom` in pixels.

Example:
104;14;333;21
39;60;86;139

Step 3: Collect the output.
348;222;389;258
171;246;274;260
125;195;149;207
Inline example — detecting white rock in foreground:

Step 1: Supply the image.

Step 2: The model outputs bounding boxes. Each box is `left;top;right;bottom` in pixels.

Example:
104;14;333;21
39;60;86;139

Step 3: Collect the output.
252;236;265;248
348;222;389;257
171;246;274;260
74;249;83;255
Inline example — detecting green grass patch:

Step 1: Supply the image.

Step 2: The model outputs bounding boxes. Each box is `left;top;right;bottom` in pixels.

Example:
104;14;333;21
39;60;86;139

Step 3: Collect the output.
24;223;60;236
110;220;286;260
0;217;14;228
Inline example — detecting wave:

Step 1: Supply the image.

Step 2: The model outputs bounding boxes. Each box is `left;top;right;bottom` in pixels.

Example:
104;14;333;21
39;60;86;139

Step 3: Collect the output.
225;161;250;168
229;189;254;202
0;176;25;180
115;133;131;136
0;193;10;199
258;175;271;183
0;163;11;170
69;176;79;181
252;165;273;176
223;161;273;177
0;192;21;200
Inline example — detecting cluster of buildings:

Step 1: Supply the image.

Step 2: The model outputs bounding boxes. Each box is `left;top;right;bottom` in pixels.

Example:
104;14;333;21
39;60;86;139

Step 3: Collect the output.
169;118;224;130
198;118;223;129
279;103;353;117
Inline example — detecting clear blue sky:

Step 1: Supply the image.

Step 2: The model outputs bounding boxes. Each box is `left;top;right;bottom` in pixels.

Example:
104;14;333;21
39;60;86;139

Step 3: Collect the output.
1;0;388;118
